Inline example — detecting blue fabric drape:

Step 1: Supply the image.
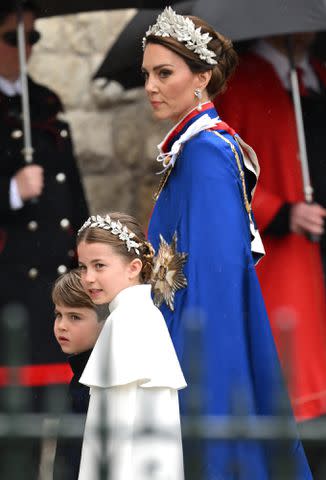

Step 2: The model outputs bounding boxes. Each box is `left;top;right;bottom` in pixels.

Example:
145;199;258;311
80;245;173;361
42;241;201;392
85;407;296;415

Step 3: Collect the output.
148;107;312;479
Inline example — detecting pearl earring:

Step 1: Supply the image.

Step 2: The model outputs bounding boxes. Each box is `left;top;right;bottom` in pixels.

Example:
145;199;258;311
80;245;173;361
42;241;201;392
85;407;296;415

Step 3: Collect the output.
194;88;202;111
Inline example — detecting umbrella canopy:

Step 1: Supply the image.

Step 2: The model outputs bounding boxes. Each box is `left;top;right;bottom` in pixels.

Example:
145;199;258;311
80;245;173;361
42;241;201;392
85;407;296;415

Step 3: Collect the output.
94;1;194;88
193;0;326;41
33;0;185;18
94;0;326;87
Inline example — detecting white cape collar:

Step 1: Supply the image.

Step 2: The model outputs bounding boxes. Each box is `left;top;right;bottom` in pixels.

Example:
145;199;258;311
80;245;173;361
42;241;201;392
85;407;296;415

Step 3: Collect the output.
156;113;221;174
109;284;152;313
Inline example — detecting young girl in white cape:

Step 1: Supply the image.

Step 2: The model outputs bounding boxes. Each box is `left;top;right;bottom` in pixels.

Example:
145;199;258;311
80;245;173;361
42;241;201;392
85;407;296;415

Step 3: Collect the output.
76;212;186;480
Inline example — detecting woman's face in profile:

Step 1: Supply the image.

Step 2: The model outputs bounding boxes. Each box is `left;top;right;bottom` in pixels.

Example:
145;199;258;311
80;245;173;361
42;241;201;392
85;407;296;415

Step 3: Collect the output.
142;42;202;123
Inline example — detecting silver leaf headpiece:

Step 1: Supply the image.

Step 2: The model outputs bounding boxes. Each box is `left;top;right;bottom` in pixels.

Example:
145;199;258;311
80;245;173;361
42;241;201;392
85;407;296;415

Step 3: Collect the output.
78;215;141;255
142;7;217;66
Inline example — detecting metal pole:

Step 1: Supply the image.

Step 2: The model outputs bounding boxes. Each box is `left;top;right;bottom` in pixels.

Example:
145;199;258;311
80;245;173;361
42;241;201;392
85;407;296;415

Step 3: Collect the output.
16;1;34;164
286;36;320;242
289;69;314;203
286;36;313;204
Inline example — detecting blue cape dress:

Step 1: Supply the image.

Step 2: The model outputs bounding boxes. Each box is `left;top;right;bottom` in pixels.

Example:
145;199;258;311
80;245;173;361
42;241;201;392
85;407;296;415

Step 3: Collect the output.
148;102;312;479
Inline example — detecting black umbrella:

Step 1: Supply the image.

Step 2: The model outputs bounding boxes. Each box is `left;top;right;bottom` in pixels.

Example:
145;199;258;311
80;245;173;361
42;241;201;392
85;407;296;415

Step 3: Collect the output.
94;1;194;89
95;0;326;212
192;0;326;41
34;0;185;18
95;0;326;87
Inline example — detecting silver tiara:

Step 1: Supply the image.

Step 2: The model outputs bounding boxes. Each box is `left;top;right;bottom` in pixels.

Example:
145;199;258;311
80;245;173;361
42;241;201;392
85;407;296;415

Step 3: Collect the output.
142;7;217;66
78;215;141;255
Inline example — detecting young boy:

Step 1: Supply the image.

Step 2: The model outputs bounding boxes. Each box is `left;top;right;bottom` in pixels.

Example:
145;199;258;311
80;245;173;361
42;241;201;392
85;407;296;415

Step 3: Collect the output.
52;269;108;480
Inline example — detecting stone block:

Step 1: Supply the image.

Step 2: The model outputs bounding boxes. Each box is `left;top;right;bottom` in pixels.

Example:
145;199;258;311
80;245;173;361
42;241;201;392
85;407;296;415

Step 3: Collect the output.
29;53;92;109
34;17;67;53
64;110;114;174
110;98;167;169
90;78;144;108
111;101;146;169
82;10;136;54
134;172;160;229
144;119;172;162
84;172;134;215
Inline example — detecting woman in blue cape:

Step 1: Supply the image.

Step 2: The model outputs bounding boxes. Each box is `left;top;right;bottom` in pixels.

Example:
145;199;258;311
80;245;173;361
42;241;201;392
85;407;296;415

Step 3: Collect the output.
142;7;312;480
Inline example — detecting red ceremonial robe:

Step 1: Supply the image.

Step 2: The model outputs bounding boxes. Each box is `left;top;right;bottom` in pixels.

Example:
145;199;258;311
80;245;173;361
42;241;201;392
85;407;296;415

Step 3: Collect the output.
216;52;326;421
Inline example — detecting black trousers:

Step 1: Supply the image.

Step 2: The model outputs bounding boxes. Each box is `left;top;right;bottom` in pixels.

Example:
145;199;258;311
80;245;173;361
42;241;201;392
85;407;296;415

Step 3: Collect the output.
300;415;326;479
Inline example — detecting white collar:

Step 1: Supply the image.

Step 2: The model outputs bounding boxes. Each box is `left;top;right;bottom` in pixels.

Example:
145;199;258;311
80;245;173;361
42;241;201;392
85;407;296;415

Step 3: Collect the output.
158;101;212;148
0;76;22;96
253;40;320;93
80;281;186;390
157;111;220;174
109;284;152;313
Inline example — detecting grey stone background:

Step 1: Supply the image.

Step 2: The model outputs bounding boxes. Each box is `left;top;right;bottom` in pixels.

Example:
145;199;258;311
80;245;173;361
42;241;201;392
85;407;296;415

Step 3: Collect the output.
28;10;171;227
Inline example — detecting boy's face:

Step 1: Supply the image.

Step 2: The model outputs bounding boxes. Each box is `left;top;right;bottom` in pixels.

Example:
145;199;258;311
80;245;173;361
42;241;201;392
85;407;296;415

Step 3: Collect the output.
54;304;104;355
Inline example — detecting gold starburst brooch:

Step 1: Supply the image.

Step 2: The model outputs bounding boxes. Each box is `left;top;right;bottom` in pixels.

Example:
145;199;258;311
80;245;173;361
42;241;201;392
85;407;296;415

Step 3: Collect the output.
151;232;188;311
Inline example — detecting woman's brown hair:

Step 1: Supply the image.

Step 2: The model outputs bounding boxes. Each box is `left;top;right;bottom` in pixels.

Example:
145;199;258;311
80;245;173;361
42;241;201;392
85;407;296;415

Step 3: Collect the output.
77;212;155;284
145;15;238;98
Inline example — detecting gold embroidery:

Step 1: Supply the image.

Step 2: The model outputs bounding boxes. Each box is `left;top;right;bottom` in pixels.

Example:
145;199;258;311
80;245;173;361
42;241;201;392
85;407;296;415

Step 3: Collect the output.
212;131;252;217
151;232;188;311
153;164;173;202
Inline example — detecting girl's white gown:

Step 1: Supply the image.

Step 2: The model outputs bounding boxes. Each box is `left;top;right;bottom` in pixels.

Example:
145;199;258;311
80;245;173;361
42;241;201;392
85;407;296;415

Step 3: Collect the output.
77;284;186;480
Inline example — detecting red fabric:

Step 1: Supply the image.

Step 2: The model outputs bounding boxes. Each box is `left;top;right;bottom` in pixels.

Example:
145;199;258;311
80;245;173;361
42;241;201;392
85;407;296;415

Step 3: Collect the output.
161;101;215;152
209;121;236;136
0;363;72;387
216;53;326;421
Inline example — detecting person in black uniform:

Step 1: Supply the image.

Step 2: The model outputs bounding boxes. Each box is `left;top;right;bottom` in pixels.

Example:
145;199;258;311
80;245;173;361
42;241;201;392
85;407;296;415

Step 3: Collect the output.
0;1;89;412
0;4;90;476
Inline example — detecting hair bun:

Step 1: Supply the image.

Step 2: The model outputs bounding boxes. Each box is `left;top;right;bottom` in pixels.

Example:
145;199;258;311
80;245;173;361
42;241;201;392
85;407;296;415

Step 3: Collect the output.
143;241;155;260
140;241;155;283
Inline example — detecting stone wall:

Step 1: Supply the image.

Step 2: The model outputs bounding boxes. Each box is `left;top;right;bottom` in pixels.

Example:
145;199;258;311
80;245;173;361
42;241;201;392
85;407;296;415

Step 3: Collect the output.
28;10;171;228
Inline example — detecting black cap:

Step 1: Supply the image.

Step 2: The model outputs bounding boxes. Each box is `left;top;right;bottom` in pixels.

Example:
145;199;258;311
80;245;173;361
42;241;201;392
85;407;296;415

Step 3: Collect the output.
0;1;38;18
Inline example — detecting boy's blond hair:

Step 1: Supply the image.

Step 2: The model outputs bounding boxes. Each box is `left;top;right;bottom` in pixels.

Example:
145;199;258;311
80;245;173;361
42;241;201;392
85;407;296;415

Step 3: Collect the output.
52;269;108;322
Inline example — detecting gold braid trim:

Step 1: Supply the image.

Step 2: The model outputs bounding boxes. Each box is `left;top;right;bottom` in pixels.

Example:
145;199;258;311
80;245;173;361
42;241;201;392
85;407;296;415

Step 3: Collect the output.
212;131;252;217
153;163;173;202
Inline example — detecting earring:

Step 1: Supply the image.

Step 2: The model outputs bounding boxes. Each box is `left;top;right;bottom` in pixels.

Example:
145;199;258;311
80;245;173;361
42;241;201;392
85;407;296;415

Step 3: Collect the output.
194;88;202;111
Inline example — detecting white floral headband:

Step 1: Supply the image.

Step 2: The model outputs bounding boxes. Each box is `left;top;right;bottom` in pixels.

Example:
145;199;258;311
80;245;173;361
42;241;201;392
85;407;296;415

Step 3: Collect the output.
78;215;141;255
142;6;217;66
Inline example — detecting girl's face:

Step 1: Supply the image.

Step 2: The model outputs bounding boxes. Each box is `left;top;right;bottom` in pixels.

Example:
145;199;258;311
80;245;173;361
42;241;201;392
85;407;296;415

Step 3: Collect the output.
54;305;103;355
77;241;140;304
142;43;205;123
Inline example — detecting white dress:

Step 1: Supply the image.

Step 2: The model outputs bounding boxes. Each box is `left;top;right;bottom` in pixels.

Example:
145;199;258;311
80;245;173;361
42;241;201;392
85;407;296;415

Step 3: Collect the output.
78;284;187;480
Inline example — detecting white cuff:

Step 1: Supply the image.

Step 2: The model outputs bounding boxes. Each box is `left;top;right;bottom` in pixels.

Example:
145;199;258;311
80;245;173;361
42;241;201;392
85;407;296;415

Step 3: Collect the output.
10;178;24;210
